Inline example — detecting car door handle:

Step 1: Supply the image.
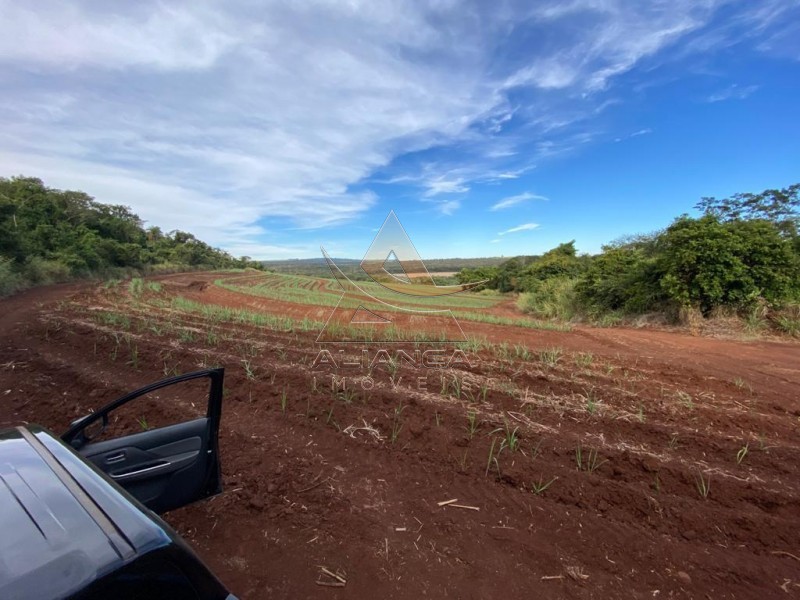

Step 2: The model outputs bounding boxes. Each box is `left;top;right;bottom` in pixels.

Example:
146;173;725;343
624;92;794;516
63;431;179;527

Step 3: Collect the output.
110;461;171;482
105;451;126;464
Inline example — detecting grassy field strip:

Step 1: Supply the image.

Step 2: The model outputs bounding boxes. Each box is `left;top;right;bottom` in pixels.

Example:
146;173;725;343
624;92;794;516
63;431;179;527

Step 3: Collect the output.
225;272;502;309
214;276;570;331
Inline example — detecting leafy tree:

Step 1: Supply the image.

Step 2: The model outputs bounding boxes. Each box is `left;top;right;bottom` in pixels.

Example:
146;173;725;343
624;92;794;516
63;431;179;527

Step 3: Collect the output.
0;175;262;296
0;194;21;257
408;184;800;322
457;266;499;291
494;257;523;293
696;183;799;236
575;242;664;314
518;241;587;286
657;216;798;313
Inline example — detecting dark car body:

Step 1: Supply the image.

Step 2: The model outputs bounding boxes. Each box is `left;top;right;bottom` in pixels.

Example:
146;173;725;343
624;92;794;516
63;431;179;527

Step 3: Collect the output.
0;369;237;600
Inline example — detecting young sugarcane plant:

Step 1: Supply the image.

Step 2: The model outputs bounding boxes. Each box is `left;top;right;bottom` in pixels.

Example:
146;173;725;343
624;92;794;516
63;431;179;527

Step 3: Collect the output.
530;475;557;495
485;437;498;477
575;444;607;473
390;403;406;445
736;443;749;465
695;472;711;499
466;410;479;440
491;419;521;454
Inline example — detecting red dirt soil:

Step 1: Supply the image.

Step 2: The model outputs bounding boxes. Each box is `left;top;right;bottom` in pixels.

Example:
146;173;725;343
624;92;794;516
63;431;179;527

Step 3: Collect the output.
1;273;799;599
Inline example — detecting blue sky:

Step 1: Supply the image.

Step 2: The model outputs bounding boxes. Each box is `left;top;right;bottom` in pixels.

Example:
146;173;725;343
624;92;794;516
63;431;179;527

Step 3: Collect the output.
0;1;798;260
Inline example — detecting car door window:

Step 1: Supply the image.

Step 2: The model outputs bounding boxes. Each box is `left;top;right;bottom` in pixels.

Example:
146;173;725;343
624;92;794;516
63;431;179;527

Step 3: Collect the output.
62;369;224;514
78;377;209;444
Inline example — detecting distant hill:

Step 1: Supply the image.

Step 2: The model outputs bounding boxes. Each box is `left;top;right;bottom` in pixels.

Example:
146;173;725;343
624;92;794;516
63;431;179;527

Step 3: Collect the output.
262;256;506;279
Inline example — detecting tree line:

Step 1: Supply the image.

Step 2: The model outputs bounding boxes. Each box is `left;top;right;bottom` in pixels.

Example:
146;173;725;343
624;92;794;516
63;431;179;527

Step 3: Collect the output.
0;176;262;296
458;184;800;328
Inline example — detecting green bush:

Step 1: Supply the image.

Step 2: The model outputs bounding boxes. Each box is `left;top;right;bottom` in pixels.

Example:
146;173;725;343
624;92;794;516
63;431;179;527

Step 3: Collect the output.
658;216;799;314
573;214;800;319
519;241;587;284
773;304;800;337
456;266;499;291
0;175;264;297
475;288;501;297
517;278;579;320
575;243;666;314
0;256;22;297
23;256;71;284
128;277;144;297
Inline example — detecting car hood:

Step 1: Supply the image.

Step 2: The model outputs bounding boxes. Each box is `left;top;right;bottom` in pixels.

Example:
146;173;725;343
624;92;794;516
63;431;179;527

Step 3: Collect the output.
0;426;168;600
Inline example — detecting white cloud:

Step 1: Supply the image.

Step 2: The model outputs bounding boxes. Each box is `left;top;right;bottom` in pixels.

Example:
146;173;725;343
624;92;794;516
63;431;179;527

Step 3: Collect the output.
0;1;494;255
419;197;462;216
423;176;470;197
504;1;719;92
0;0;778;258
498;223;540;235
490;192;548;211
0;3;239;71
706;84;759;103
614;128;653;142
437;200;461;216
223;242;316;260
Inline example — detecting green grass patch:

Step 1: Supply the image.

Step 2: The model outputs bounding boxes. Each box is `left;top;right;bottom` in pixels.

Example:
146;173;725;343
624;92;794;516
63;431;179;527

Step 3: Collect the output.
170;296;302;331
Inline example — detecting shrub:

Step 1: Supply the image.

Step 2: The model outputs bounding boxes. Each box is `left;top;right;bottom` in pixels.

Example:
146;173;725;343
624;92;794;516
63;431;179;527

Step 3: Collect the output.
476;288;501;297
522;242;584;280
773;304;800;337
0;256;22;297
517;278;579;320
658;216;799;314
456;266;498;291
575;215;799;319
575;242;666;315
23;256;71;284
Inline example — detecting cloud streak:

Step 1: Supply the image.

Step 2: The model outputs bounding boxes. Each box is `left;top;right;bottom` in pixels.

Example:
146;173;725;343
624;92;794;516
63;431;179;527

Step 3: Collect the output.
0;1;791;257
490;192;548;211
498;223;540;236
706;84;759;103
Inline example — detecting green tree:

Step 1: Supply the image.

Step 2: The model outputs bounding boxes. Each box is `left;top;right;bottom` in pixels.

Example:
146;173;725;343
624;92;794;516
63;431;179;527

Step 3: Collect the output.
657;216;798;313
696;183;799;236
575;242;664;314
0;175;261;296
519;241;587;286
456;266;498;291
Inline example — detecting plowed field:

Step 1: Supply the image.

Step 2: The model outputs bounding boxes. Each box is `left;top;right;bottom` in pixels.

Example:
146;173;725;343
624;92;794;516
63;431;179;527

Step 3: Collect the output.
1;271;799;599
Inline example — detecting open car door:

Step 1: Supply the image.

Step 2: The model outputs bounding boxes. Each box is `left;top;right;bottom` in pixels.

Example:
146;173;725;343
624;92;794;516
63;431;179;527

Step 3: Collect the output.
61;368;224;514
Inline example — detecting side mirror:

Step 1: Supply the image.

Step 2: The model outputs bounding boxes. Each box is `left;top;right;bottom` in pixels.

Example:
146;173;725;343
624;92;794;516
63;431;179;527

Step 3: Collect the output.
69;412;108;450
